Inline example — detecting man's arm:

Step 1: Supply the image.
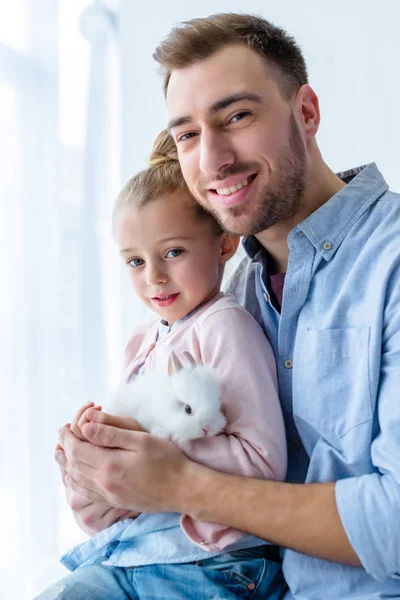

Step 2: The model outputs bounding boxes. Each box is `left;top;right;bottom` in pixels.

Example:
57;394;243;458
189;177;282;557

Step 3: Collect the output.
333;268;400;580
58;412;361;566
186;468;361;566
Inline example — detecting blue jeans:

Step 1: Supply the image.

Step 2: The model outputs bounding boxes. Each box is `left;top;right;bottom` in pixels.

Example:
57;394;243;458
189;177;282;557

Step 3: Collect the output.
35;546;286;599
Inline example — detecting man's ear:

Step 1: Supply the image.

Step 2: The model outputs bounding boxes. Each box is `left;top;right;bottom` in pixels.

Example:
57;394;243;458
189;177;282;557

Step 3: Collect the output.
295;84;320;142
219;233;240;264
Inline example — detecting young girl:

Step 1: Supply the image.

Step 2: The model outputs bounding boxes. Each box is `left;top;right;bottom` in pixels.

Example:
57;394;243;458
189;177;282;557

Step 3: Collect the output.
41;131;287;600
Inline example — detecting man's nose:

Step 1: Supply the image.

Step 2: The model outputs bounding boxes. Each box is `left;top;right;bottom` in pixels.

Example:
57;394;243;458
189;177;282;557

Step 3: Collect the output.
199;129;235;179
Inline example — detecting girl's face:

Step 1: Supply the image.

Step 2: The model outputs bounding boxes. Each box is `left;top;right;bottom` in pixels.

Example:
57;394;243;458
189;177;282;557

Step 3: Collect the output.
114;190;238;324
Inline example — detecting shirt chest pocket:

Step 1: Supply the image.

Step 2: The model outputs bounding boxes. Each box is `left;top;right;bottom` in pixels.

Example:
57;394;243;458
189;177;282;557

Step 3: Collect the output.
292;327;372;446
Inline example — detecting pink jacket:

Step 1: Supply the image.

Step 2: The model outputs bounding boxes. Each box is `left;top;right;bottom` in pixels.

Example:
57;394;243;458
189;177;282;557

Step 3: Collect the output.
122;292;287;552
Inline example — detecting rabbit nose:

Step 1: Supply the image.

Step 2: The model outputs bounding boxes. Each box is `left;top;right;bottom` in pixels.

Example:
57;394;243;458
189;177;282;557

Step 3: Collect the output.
202;427;209;436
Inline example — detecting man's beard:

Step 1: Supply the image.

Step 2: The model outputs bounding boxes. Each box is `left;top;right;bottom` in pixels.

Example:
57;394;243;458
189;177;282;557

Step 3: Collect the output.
203;112;307;236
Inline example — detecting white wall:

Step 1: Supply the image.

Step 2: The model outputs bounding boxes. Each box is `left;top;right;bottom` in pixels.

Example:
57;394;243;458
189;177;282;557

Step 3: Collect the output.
120;0;400;190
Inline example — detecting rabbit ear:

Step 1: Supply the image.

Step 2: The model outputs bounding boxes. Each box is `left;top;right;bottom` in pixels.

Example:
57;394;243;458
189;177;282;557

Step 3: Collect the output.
168;351;184;375
182;350;197;368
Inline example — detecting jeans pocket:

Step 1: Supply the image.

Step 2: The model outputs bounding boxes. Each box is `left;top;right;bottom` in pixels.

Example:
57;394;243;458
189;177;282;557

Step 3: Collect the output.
200;552;282;599
227;558;265;589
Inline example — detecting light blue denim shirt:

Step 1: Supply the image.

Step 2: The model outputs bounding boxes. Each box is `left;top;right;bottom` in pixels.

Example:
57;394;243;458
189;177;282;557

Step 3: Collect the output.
226;163;400;599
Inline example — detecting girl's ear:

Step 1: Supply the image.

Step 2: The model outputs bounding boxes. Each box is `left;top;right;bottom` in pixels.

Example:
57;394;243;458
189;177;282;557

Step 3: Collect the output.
219;233;240;264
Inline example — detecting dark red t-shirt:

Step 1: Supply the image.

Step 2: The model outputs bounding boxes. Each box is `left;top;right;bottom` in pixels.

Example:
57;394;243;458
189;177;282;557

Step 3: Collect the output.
268;272;286;311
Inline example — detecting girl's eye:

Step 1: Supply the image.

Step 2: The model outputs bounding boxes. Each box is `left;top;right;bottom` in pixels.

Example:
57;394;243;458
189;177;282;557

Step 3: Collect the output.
230;111;250;124
185;404;192;415
166;248;182;259
128;258;144;267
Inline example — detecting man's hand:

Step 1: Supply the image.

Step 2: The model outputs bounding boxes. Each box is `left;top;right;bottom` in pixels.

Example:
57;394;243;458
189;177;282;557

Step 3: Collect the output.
57;409;361;565
57;448;139;535
57;408;195;514
57;404;144;535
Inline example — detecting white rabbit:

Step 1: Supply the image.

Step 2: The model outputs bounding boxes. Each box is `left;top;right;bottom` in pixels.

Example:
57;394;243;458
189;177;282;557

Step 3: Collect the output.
103;352;227;446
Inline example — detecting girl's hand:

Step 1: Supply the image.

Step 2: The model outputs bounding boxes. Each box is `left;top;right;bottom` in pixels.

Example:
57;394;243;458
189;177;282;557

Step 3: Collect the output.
69;401;102;441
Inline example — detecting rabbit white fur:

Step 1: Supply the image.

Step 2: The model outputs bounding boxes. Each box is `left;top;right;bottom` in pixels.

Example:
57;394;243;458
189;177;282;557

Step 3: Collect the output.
104;365;227;446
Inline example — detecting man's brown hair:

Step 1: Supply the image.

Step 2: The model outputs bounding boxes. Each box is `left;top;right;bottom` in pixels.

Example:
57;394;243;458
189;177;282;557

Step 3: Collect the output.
153;13;308;98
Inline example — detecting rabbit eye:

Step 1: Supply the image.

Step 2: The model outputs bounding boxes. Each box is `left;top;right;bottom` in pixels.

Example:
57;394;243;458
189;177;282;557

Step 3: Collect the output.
185;404;192;415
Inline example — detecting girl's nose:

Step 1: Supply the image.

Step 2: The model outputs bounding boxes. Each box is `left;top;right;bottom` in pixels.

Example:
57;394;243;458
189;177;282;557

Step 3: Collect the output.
147;264;168;286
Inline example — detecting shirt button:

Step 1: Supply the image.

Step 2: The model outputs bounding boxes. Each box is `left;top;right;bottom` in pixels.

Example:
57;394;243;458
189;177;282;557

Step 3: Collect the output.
247;583;256;591
263;292;269;302
293;439;301;450
284;359;293;369
323;241;332;251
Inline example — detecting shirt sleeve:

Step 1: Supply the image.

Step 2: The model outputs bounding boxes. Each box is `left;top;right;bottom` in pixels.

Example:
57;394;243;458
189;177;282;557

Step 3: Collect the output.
180;304;287;551
335;268;400;580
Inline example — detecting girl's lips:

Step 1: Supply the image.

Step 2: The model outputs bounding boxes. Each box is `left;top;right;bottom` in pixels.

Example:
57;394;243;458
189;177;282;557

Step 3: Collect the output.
151;293;180;308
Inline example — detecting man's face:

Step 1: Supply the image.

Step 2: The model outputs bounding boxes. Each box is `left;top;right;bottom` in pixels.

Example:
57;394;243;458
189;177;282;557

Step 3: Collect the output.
167;44;307;236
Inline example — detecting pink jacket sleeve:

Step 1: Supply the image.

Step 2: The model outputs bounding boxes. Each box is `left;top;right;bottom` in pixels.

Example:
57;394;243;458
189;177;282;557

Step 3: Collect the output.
180;304;287;551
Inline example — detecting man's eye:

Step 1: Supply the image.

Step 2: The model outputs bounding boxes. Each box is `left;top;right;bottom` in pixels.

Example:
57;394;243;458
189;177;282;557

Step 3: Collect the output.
166;248;182;258
177;132;196;142
230;111;250;123
128;258;144;267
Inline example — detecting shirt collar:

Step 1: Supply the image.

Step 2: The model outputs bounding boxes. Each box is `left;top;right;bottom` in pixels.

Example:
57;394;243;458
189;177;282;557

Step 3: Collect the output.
157;292;225;338
242;163;389;263
158;303;200;338
242;235;264;261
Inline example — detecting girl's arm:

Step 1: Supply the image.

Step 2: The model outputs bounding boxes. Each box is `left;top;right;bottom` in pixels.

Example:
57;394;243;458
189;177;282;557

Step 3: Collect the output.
179;305;287;550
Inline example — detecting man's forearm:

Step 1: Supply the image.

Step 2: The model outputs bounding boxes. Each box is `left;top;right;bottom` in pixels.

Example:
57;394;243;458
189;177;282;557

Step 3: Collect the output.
61;417;362;567
182;463;361;567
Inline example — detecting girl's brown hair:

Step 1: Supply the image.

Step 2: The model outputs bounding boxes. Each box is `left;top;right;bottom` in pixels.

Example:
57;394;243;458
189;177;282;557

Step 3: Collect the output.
113;130;223;234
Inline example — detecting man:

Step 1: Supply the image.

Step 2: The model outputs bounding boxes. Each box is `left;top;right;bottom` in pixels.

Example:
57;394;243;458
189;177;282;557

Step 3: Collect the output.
56;13;400;599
